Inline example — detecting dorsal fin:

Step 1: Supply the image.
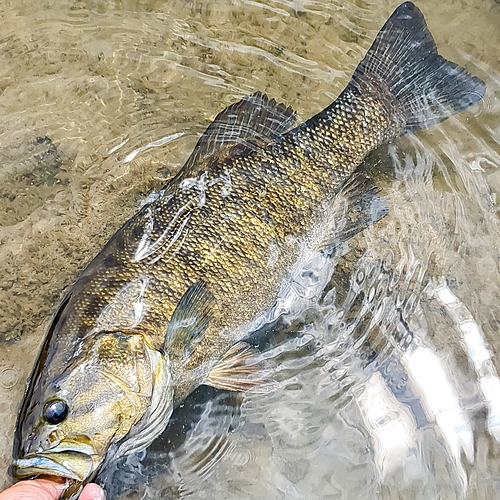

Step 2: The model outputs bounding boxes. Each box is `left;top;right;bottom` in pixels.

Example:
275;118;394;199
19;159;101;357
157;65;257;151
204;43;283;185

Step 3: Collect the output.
165;281;215;359
183;92;297;170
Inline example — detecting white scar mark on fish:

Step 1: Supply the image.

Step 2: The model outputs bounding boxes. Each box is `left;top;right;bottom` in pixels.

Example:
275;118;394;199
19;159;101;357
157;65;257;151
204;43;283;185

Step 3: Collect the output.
140;187;166;208
94;277;150;331
179;170;232;207
148;218;191;267
133;195;192;264
133;171;232;263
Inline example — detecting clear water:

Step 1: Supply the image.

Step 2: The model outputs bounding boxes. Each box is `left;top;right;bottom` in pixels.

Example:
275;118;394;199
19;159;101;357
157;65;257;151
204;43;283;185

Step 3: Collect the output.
1;0;499;499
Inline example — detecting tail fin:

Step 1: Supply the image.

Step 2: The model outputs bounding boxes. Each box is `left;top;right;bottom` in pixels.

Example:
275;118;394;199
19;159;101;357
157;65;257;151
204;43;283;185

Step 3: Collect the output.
351;2;485;134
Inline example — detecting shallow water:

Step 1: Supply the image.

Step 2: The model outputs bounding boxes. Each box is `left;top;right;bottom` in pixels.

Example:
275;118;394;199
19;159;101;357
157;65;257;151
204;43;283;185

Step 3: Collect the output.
0;0;499;498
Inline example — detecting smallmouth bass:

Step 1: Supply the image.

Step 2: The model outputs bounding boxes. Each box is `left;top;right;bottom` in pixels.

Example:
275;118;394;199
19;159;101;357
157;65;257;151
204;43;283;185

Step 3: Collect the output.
11;2;485;497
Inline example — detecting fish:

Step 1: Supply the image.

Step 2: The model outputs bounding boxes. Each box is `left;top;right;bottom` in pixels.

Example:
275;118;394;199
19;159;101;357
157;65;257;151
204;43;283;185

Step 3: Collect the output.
11;2;485;498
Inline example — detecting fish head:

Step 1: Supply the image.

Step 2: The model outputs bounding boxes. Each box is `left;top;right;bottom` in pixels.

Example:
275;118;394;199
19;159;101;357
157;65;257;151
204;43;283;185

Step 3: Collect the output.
12;330;173;492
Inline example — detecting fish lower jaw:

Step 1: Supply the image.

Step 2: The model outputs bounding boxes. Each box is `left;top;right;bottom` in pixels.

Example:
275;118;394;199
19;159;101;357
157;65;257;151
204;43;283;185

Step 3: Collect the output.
11;451;95;482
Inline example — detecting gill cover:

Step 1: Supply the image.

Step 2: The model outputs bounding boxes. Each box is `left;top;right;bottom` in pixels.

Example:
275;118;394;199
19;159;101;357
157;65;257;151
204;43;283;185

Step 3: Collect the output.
13;294;173;488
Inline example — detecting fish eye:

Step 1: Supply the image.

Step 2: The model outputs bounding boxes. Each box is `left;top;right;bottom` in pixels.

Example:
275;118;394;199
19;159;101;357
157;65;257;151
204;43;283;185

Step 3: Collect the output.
43;399;69;425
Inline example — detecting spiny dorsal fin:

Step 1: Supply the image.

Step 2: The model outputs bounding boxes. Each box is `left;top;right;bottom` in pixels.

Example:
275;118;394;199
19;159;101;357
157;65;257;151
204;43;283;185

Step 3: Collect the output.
183;92;297;170
165;280;215;358
205;342;276;393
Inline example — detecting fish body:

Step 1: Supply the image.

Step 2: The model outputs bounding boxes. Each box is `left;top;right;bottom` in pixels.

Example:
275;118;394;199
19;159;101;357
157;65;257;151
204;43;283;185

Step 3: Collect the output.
11;2;485;497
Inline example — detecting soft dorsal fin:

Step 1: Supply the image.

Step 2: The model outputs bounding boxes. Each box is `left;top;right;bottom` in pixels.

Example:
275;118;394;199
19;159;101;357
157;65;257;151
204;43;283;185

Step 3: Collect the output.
165;280;215;358
183;92;297;170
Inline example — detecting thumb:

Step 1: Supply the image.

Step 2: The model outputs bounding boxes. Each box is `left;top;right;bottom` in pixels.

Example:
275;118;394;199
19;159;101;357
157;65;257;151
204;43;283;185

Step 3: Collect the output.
0;478;66;500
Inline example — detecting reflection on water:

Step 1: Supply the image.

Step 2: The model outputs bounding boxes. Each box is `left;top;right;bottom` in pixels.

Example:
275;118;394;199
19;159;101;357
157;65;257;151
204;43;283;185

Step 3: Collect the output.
1;0;500;498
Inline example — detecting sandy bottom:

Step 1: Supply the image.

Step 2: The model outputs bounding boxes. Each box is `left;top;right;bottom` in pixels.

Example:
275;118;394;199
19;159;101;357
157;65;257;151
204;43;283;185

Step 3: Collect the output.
1;0;499;498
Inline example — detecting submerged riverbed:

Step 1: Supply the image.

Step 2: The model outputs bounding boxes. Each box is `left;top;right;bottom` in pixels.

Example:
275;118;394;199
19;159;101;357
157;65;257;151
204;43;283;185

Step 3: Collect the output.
1;0;499;498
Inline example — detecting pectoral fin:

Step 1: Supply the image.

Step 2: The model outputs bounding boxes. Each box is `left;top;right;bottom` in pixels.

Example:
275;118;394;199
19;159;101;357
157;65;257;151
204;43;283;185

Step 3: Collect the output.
205;342;275;393
165;280;215;358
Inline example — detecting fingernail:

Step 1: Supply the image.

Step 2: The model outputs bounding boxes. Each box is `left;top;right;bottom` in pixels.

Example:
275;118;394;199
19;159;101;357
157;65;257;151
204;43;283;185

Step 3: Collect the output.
96;486;106;500
83;483;106;500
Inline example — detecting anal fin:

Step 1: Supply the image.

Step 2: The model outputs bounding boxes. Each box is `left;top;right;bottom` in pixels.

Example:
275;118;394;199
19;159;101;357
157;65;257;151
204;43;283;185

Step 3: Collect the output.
319;169;389;254
205;342;275;393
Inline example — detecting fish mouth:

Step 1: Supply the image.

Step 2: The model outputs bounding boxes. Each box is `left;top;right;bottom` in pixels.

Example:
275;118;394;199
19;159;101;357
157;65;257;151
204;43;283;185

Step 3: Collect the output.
11;449;95;482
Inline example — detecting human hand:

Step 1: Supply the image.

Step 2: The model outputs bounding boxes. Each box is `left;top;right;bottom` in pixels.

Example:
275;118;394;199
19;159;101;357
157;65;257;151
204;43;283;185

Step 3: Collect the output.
0;478;105;500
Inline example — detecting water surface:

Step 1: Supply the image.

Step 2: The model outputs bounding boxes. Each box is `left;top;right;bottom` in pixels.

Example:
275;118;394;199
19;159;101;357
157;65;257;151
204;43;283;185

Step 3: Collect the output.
1;0;499;499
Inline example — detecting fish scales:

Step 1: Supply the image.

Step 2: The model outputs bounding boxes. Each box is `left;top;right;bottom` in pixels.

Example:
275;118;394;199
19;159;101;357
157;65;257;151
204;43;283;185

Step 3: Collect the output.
11;3;486;497
76;83;393;388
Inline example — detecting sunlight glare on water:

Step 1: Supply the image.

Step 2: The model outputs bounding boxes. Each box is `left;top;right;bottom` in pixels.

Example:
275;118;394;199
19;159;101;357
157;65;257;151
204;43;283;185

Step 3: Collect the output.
1;0;500;499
